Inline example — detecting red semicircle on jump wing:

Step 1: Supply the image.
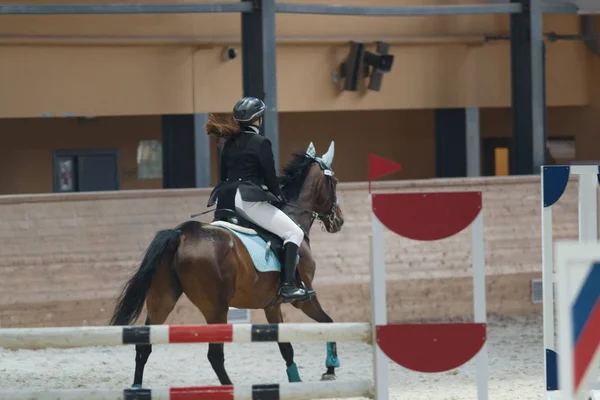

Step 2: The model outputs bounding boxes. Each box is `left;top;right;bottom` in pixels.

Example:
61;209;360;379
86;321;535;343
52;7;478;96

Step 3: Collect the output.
376;323;487;373
372;192;482;241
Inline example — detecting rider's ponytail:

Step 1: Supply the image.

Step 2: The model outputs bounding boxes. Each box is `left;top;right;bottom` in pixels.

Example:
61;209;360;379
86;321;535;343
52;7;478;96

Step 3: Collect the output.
205;113;240;140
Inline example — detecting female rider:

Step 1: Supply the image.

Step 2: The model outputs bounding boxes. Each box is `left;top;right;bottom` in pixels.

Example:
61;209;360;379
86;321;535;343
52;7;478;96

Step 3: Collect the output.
206;96;309;303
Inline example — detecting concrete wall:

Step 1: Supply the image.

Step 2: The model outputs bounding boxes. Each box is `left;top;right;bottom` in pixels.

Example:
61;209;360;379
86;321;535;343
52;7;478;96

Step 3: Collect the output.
0;175;583;328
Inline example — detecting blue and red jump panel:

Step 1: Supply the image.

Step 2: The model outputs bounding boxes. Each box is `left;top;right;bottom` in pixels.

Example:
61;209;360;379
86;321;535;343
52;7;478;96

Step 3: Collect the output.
572;262;600;393
542;165;600;391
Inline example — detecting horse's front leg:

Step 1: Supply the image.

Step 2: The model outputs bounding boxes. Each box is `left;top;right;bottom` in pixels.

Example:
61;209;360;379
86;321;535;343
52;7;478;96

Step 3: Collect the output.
264;305;302;382
293;295;339;381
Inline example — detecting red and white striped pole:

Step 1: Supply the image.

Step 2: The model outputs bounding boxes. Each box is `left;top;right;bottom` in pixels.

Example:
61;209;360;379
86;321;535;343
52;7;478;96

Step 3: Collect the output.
0;322;371;349
0;380;373;400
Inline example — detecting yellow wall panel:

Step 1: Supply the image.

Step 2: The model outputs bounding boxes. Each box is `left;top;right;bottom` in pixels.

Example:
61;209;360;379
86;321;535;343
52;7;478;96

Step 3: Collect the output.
0;40;590;116
0;46;194;117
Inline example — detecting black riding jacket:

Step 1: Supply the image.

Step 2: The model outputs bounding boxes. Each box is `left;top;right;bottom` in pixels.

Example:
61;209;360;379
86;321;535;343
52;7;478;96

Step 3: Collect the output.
207;127;282;208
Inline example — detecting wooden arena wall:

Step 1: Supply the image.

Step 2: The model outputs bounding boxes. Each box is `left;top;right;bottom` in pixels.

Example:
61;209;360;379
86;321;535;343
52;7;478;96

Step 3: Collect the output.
0;175;581;327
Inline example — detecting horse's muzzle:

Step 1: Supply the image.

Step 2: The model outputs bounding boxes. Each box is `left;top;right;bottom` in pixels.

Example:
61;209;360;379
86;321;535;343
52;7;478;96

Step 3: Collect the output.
327;215;344;233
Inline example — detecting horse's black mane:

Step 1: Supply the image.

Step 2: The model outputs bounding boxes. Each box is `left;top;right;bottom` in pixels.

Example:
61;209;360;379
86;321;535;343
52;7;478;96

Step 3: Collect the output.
278;152;317;201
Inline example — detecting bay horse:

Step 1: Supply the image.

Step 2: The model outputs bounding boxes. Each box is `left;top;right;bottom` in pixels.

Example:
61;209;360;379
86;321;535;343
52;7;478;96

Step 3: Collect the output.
109;141;344;387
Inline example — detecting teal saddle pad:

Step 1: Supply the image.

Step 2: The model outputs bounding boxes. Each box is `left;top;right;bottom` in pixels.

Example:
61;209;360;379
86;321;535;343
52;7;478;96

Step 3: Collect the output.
210;221;299;273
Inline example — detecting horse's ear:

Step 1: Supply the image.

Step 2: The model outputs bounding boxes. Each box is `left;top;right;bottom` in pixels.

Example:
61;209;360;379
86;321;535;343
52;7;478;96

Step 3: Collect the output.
306;142;317;158
321;141;335;168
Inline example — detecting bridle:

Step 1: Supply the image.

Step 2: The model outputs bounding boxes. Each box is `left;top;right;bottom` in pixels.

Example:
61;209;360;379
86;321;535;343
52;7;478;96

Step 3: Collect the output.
283;169;339;232
311;172;339;232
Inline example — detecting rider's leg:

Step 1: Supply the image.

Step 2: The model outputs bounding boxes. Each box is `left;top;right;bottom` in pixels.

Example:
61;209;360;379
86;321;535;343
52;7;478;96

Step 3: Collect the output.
234;190;309;302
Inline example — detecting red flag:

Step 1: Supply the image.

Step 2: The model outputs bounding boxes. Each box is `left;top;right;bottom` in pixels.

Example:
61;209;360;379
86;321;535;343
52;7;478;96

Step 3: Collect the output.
369;154;402;192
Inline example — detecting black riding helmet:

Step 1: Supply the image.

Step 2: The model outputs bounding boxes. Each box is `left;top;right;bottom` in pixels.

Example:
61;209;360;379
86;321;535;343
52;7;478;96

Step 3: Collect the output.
233;97;265;126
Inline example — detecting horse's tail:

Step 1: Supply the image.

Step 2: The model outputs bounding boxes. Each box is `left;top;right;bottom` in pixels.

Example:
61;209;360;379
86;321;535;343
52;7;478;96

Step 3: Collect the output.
109;229;182;326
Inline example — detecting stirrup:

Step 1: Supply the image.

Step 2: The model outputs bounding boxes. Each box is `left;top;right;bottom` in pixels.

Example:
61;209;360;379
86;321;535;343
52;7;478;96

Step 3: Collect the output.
300;281;316;297
279;284;312;303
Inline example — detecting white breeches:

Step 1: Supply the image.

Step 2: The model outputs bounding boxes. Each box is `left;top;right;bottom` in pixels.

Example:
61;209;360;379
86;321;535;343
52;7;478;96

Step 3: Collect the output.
234;189;304;246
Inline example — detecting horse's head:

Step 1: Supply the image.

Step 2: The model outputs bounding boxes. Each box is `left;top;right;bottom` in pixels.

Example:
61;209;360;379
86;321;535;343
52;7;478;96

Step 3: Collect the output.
305;141;344;233
279;141;344;234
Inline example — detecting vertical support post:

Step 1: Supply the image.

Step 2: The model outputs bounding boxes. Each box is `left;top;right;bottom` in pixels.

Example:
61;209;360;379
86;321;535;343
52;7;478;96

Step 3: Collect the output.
471;211;488;400
370;212;389;400
241;0;280;171
541;166;558;394
510;0;546;175
466;107;481;177
162;114;196;189
194;113;211;188
555;241;575;400
578;172;598;242
434;108;467;178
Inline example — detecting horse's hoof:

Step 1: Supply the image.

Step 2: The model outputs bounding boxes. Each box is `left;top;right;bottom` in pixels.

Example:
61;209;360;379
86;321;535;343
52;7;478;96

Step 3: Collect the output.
321;372;336;381
131;384;143;389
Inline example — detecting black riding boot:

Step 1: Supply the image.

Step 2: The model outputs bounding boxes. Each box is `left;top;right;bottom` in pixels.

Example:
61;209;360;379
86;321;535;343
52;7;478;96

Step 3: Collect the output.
280;242;311;303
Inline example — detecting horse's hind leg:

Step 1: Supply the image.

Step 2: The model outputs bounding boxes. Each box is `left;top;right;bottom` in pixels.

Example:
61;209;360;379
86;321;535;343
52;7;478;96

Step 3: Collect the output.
179;271;233;385
133;262;182;388
204;306;232;385
264;305;302;383
293;295;339;381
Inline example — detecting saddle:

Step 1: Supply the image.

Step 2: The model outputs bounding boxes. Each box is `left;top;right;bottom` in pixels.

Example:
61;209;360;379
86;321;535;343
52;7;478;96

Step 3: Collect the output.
213;208;289;262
